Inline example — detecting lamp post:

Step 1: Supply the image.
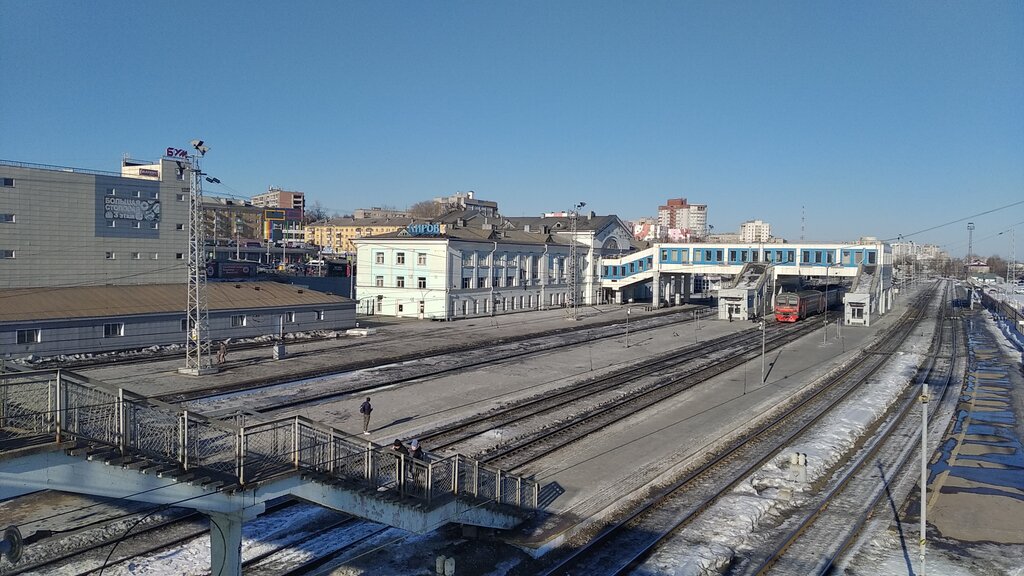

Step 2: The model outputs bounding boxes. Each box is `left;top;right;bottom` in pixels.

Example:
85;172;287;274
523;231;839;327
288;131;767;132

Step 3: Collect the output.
824;264;830;344
625;306;631;348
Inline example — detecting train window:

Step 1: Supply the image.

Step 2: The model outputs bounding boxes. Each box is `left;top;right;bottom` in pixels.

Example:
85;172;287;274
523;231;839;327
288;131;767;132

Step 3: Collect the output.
827;252;834;264
868;251;877;264
716;249;723;262
661;249;668;261
729;250;737;261
741;250;748;261
802;251;810;263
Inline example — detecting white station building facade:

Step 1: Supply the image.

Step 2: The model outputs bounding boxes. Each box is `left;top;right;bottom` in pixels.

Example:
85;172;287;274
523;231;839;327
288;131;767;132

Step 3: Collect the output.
354;211;636;319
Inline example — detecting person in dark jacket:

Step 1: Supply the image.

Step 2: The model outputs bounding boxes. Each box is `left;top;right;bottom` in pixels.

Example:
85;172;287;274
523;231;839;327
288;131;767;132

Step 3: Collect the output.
359;397;372;435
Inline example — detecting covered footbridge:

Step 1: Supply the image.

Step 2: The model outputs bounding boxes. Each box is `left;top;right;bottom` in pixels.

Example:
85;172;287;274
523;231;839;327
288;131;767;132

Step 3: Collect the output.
599;241;893;325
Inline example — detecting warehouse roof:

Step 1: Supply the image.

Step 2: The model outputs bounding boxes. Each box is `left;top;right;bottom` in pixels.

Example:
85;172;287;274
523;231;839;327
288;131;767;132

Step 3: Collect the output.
0;282;351;322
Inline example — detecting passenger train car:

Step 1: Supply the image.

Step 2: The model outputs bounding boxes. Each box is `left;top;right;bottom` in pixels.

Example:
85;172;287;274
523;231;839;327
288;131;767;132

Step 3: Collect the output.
774;288;841;322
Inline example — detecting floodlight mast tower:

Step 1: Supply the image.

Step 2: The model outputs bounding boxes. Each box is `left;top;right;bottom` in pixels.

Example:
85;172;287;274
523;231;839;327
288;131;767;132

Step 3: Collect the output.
567;202;586;321
180;140;217;375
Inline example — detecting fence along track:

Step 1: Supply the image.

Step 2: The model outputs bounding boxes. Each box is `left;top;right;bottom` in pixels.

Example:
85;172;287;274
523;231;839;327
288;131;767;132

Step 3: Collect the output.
744;282;961;575
0;369;539;516
536;286;938;576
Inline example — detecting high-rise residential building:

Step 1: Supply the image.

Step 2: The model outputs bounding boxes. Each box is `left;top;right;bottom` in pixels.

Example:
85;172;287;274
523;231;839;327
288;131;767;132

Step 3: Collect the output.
252;187;305;215
657;198;707;239
740;219;772;243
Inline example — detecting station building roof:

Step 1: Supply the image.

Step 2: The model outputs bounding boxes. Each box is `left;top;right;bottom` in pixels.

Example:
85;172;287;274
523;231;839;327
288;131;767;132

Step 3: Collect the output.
0;282;350;323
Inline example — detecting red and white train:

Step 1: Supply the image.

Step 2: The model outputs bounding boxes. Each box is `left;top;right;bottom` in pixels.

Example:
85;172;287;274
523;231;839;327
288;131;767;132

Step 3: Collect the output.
774;288;840;322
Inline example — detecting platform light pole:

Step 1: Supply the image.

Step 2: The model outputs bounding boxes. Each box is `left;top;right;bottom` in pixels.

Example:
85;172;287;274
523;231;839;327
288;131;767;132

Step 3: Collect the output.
568;202;586;321
625;306;631;348
824;264;830;344
180;139;217;376
920;387;929;575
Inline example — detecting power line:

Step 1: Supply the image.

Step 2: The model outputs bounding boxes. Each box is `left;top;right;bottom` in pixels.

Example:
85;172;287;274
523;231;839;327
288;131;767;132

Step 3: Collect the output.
883;199;1024;243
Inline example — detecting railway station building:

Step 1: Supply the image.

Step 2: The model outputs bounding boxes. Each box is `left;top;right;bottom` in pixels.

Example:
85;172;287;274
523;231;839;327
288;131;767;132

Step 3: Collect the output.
353;211;636;319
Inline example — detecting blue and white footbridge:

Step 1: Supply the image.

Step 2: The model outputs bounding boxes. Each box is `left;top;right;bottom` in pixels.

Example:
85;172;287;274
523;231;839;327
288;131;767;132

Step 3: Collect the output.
598;241;894;326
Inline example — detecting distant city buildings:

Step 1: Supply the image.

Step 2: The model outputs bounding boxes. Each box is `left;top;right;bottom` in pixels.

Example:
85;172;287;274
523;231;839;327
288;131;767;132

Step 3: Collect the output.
657;198;707;239
354;207;410;219
306;216;414;254
252;186;305;215
740;219;772;243
434;191;498;217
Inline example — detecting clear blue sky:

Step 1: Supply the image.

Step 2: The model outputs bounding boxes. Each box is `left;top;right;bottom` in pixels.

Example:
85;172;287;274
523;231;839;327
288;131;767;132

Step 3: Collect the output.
2;1;1021;259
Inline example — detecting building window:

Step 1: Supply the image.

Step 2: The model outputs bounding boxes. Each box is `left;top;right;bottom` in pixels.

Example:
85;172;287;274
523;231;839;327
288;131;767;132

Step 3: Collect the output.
176;253;184;259
375;276;384;287
2;178;15;187
176;193;186;201
17;329;40;344
107;188;116;195
375;252;384;264
285;311;295;322
107;221;116;228
131;252;141;260
396;252;406;265
1;250;14;259
150;222;159;229
230;314;246;327
315;310;325;321
105;252;116;259
150;191;159;199
103;323;124;338
417;253;427;266
396;276;405;288
1;214;15;223
398;304;404;313
462;277;471;289
152;253;159;260
132;221;141;229
176;223;185;230
133;190;142;198
418;277;426;289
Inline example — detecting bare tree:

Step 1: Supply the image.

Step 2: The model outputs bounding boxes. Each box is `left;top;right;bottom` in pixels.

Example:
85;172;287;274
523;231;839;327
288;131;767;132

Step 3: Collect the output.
408;200;447;219
304;201;330;224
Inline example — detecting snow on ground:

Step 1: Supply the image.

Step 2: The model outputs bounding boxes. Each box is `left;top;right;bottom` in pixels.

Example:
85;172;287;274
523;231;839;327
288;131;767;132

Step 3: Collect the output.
632;315;938;575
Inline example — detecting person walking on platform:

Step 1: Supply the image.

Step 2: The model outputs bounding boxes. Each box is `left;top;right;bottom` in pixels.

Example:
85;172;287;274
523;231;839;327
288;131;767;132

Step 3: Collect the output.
359;397;373;435
728;309;733;322
217;339;230;364
409;439;426;488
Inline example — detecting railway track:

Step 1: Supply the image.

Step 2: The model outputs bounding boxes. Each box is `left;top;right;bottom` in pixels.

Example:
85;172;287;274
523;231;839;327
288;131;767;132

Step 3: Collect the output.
534;284;940;575
422;321;819;471
175;307;715;416
741;283;964;574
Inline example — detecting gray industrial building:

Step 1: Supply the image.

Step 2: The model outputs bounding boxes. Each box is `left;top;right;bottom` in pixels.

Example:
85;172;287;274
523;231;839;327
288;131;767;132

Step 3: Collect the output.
1;282;355;360
1;156;194;289
1;154;356;360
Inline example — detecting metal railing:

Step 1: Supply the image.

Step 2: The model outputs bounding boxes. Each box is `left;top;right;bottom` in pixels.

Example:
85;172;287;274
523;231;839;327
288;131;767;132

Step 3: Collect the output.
0;369;539;511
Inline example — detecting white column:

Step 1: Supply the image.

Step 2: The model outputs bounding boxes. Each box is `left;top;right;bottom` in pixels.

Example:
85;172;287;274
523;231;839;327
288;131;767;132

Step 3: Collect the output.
208;511;243;576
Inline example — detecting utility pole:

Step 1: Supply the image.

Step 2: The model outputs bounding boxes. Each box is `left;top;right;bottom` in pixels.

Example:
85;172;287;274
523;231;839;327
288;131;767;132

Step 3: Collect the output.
568;202;586;321
180;139;217;375
967;222;975;279
920;387;929;575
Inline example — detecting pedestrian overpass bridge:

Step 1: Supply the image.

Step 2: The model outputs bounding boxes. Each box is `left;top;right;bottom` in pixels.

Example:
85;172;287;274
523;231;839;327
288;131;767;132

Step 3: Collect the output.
595;241;893;324
0;369;538;576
